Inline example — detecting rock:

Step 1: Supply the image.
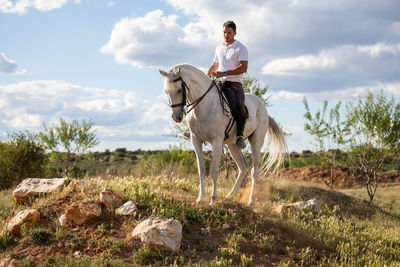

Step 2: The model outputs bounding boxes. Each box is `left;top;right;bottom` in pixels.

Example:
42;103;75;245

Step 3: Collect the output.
115;201;138;216
73;251;82;258
271;198;321;217
0;257;16;267
199;227;211;236
7;209;40;235
99;188;123;208
64;203;101;225
222;223;230;230
69;179;90;192
271;204;301;217
130;218;182;253
293;198;321;213
58;214;72;228
12;178;68;203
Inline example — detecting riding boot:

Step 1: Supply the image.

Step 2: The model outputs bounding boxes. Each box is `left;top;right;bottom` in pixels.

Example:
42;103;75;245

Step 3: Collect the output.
236;118;246;149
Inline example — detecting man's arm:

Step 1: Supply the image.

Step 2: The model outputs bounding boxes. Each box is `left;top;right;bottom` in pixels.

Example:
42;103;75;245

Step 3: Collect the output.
207;62;219;77
213;60;248;78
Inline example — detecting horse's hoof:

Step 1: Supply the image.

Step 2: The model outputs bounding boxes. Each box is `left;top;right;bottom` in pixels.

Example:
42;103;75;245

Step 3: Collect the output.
209;196;217;206
248;201;254;209
196;197;204;204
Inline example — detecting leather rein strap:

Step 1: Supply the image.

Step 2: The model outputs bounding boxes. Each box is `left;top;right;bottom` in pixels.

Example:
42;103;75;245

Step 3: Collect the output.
169;77;216;114
170;76;234;141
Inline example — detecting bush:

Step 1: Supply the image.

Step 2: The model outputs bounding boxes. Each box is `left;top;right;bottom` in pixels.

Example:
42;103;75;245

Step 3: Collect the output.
137;146;198;175
0;132;47;189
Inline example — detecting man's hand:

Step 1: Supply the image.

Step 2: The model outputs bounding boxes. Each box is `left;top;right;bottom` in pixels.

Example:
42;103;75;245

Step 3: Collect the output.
212;71;224;78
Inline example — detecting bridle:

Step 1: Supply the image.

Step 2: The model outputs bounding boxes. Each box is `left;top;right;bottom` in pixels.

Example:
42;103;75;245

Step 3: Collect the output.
169;76;216;114
169;75;235;140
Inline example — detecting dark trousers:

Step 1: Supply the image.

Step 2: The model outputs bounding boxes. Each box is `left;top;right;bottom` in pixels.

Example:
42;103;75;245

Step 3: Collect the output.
223;81;248;137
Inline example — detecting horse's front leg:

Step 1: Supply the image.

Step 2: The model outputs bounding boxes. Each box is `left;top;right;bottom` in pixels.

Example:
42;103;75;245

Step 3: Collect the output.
191;135;205;204
209;138;223;206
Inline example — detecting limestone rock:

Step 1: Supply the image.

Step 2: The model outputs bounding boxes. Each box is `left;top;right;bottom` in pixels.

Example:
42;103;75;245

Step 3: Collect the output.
271;204;301;217
271;198;321;217
58;214;72;228
130;218;182;253
115;201;138;216
69;179;91;192
99;188;123;208
222;223;230;230
7;209;40;235
293;198;321;213
12;178;68;203
65;203;101;225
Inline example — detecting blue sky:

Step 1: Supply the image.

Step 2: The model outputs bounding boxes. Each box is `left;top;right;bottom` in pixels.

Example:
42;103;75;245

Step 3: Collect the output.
1;0;399;152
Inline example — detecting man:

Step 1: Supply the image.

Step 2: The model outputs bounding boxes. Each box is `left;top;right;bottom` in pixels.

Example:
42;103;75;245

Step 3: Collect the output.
207;20;248;149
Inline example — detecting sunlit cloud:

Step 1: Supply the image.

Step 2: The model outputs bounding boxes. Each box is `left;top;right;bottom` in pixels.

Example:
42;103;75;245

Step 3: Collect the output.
0;0;81;14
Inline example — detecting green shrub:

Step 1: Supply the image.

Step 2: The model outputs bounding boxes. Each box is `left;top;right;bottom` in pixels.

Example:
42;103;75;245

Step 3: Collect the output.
27;227;54;245
0;132;46;189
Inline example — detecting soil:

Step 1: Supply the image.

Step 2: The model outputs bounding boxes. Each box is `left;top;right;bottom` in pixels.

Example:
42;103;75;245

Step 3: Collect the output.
3;191;331;266
6;166;399;265
275;166;400;189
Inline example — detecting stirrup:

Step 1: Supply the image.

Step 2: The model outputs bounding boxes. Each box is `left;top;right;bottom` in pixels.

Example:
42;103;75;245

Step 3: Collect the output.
236;136;246;149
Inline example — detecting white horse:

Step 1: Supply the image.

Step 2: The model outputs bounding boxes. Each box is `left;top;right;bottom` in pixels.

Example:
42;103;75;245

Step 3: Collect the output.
159;64;288;207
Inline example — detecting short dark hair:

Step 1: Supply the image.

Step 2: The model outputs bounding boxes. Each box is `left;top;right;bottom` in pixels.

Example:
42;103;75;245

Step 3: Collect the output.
223;21;236;32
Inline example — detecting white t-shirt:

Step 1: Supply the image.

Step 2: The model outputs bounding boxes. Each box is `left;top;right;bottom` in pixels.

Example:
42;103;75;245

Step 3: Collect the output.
213;40;248;83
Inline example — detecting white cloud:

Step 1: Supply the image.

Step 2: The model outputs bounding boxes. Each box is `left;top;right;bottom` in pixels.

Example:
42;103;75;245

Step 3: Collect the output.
271;81;400;101
0;0;81;15
358;42;400;57
0;80;172;142
0;53;26;75
107;1;115;7
101;10;188;68
262;52;335;76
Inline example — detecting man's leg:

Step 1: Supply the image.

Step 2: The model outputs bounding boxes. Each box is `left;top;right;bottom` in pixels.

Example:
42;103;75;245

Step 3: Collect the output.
227;82;247;149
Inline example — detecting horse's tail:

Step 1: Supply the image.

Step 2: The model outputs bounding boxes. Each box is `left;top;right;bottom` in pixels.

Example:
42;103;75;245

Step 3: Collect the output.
260;116;288;174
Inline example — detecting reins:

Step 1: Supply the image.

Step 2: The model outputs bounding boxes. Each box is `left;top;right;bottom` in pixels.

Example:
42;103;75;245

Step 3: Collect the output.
170;76;216;114
170;76;234;140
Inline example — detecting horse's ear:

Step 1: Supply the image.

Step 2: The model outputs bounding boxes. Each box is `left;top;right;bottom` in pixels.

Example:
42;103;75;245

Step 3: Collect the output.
159;69;168;78
174;67;181;77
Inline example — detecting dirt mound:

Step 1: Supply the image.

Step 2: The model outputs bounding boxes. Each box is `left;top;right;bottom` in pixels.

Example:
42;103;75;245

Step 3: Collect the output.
276;166;400;189
3;191;332;266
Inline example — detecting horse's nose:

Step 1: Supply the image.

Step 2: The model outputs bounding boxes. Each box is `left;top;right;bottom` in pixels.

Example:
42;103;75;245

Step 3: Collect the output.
172;113;182;123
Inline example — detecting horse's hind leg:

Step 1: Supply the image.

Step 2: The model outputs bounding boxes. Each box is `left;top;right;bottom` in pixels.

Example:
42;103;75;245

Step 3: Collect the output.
226;144;248;198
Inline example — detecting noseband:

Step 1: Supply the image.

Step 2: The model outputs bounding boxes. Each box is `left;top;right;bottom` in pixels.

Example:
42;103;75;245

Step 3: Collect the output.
169;76;216;114
169;76;188;110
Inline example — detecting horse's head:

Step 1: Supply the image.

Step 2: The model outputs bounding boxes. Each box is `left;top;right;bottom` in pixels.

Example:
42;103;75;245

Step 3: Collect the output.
159;67;185;123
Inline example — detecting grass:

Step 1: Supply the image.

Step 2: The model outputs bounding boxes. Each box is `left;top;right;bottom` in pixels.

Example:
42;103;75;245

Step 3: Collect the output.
0;169;399;266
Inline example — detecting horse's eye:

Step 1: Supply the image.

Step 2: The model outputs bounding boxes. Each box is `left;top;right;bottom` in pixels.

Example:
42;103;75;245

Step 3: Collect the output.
177;89;182;94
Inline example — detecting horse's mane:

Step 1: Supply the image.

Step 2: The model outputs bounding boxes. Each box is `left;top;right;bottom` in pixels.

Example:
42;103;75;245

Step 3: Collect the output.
170;63;210;83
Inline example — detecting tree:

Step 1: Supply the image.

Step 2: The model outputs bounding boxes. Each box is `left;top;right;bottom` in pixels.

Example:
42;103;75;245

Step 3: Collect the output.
303;90;400;202
0;132;47;189
346;90;400;203
39;118;99;177
303;98;329;152
303;98;351;187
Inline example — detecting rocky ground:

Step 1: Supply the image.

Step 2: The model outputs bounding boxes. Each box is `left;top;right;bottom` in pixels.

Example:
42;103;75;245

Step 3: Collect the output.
1;167;399;266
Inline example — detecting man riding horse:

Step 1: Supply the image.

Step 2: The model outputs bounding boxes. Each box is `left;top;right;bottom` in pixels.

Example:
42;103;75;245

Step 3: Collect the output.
207;20;248;149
